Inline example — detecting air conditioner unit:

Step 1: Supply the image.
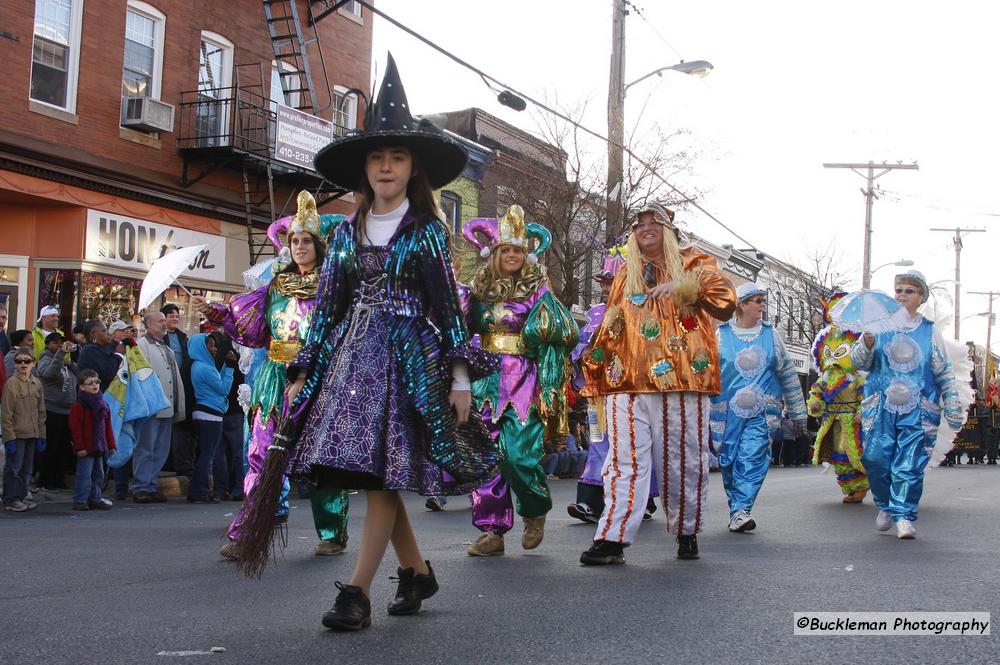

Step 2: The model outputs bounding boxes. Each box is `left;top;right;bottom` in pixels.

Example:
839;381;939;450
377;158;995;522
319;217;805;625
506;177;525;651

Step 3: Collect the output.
121;96;174;133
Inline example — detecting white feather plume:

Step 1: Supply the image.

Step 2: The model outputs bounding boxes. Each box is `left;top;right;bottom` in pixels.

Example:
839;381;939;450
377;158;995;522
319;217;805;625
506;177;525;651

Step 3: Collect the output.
928;336;976;468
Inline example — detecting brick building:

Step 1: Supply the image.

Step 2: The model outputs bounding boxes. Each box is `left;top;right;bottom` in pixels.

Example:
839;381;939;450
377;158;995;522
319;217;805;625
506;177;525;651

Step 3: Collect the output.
0;0;372;333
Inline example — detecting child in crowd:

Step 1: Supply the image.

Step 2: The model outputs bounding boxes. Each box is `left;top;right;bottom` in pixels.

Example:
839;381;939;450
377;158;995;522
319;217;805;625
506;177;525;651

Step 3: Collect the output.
2;350;45;512
68;369;115;511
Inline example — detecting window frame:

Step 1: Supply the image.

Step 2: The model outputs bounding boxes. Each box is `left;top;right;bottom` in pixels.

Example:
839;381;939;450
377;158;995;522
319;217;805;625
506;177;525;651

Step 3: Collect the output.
122;1;166;102
29;0;85;113
196;31;234;146
332;85;358;136
440;191;462;234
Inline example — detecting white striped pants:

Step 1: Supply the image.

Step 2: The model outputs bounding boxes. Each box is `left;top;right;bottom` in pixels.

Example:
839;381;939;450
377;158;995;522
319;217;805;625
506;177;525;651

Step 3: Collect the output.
594;392;710;544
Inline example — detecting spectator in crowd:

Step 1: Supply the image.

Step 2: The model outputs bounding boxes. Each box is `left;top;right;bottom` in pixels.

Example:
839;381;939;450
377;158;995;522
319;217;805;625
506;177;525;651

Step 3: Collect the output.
162;303;195;477
109;320;132;347
564;425;588;477
133;311;186;504
186;333;233;503
70;323;86;363
5;329;34;377
209;331;245;501
69;369;115;511
0;304;9;356
32;305;64;360
77;320;122;392
34;332;78;492
2;350;45;512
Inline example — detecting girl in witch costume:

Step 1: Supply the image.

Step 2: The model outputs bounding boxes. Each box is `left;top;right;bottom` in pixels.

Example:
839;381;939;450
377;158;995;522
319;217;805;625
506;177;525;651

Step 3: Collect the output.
461;206;579;556
711;282;807;534
852;270;966;539
807;292;869;503
194;193;350;560
255;55;475;631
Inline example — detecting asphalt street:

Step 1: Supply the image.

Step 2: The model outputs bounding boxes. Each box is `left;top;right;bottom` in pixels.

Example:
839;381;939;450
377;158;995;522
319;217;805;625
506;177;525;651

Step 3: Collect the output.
2;465;998;665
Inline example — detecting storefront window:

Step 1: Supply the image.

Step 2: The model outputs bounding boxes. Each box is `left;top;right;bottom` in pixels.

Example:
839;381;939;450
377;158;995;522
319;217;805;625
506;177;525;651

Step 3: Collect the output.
38;268;79;333
160;286;232;335
79;272;143;326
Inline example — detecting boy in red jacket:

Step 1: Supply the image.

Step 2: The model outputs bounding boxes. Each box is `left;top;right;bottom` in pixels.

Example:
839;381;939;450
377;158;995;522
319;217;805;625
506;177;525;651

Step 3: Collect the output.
69;369;116;511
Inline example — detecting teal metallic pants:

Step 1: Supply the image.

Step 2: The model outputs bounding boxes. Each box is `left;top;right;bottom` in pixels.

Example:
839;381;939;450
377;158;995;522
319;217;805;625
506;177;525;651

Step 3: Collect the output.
471;403;552;535
310;487;350;544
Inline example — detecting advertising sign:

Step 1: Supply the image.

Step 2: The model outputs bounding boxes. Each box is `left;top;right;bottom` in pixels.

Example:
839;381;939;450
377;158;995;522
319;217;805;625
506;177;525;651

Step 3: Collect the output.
273;103;333;170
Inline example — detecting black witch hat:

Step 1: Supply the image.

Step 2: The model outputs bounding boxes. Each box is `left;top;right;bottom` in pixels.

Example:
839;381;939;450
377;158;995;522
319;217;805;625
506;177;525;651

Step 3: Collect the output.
313;53;469;190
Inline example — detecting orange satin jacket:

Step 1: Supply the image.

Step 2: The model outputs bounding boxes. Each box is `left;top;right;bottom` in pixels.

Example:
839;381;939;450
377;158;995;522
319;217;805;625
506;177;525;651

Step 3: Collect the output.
581;247;736;397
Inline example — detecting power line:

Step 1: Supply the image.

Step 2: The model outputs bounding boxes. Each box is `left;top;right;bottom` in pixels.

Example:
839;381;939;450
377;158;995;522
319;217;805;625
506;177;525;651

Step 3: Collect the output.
355;0;758;250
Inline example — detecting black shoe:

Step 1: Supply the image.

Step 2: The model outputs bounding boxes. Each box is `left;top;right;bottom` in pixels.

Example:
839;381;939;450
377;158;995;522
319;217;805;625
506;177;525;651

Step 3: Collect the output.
580;539;625;566
567;503;599;524
322;582;372;631
150;492;169;503
133;492;152;504
676;535;699;560
387;560;439;616
114;491;128;501
186;496;216;504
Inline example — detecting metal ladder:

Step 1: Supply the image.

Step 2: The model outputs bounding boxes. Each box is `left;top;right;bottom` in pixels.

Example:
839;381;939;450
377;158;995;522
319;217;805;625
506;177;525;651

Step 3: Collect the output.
262;0;319;114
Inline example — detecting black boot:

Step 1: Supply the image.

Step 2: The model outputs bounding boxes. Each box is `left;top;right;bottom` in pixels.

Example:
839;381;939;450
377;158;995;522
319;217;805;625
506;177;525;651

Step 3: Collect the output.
580;539;625;566
387;560;439;616
676;535;699;560
322;582;371;631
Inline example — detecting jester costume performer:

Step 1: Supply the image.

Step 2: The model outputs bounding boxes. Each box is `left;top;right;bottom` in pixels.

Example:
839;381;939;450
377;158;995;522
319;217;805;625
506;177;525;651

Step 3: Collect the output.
462;205;579;556
711;282;807;533
205;192;349;557
580;204;736;565
808;292;868;503
567;244;660;524
851;270;964;539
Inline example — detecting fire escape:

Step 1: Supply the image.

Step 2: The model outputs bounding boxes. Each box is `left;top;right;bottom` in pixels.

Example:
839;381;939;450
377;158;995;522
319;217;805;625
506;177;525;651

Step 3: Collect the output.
177;1;359;265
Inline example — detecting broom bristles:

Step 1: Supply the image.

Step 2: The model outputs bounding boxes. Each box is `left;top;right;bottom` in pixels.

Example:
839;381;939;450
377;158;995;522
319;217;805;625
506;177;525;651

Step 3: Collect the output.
234;443;292;578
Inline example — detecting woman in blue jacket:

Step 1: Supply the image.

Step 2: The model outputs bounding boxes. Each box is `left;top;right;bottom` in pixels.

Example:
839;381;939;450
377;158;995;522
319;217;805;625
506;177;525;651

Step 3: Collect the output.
187;333;234;503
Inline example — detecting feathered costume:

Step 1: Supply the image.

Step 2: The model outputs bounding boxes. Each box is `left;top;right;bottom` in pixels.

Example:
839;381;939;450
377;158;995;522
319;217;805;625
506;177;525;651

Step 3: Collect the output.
462;206;579;539
808;294;869;501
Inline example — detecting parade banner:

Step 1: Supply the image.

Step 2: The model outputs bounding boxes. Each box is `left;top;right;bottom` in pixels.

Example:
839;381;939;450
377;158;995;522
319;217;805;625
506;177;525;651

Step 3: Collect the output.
85;210;226;283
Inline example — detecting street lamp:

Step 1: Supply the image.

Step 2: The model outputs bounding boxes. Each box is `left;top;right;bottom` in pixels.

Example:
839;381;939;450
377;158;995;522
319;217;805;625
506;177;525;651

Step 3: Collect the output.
869;259;914;278
607;59;712;243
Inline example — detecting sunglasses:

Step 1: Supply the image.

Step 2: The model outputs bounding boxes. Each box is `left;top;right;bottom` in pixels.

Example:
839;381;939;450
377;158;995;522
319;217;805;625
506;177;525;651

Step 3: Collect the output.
82;380;100;386
13;359;33;365
895;287;918;295
748;297;766;304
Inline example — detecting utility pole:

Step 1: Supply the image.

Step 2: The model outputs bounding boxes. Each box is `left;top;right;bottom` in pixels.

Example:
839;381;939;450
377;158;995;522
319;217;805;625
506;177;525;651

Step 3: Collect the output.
606;0;626;245
822;161;918;289
931;227;986;341
968;290;999;390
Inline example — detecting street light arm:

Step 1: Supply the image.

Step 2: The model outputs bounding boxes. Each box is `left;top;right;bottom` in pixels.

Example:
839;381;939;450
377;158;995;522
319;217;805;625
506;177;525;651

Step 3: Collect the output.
624;60;713;92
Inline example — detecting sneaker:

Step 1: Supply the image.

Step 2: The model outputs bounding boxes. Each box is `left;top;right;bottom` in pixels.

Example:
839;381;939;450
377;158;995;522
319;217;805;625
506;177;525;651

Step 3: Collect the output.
387;561;439;616
425;497;445;512
522;515;546;549
322;582;371;631
580;539;626;566
314;540;347;556
896;518;916;539
73;502;90;511
133;492;153;504
676;535;699;560
89;498;112;510
567;503;599;524
23;498;38;511
114;491;128;501
642;510;654;522
4;501;29;512
875;510;892;532
150;492;169;503
467;533;505;557
186;496;217;504
728;510;755;532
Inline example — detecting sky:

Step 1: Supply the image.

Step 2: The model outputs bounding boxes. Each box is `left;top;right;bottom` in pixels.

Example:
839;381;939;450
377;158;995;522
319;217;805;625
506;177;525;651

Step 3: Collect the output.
369;0;1000;349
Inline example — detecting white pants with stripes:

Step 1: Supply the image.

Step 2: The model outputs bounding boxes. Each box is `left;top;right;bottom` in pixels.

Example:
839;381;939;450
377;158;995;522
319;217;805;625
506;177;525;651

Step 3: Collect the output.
594;391;710;544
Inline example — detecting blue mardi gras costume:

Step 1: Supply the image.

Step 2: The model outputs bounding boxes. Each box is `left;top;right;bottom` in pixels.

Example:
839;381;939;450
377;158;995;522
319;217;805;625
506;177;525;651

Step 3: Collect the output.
852;313;962;524
711;318;806;520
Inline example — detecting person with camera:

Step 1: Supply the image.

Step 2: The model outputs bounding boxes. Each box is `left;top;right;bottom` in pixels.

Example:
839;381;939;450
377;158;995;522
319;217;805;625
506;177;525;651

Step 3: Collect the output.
34;332;78;492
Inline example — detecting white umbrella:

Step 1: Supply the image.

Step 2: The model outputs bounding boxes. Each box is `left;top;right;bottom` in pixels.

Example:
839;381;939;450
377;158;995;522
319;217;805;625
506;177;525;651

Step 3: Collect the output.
828;289;905;334
137;244;206;311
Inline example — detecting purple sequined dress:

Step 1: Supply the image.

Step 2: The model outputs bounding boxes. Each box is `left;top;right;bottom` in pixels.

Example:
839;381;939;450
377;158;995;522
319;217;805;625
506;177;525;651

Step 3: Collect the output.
288;246;442;494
